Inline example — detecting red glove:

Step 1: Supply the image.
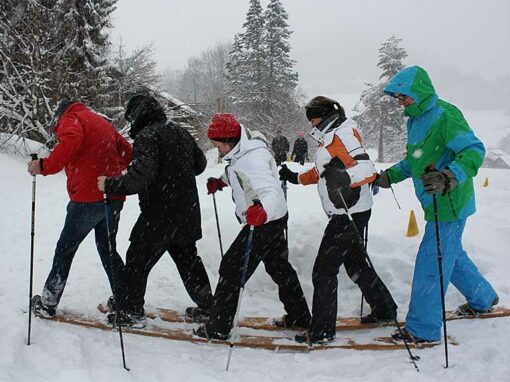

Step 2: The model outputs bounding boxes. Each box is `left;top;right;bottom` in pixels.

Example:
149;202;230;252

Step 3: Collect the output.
246;204;267;227
207;177;227;194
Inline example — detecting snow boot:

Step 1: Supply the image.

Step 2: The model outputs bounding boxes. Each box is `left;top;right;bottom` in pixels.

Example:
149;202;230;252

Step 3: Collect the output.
456;295;499;317
185;306;210;323
360;311;397;324
106;295;116;313
391;327;438;344
107;311;146;329
193;325;229;341
294;331;335;345
32;295;56;318
273;314;310;329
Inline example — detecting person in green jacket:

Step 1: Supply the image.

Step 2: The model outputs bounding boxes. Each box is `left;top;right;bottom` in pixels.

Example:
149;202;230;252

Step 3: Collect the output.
376;66;498;343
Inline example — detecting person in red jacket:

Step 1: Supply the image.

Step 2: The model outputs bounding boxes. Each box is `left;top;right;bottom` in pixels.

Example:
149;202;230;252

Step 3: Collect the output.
27;100;132;318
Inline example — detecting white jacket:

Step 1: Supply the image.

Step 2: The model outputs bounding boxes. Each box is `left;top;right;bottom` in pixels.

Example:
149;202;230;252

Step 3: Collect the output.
298;118;376;217
222;126;287;224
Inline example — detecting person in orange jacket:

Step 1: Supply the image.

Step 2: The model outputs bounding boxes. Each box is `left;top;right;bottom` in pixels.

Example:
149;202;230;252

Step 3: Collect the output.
279;96;397;344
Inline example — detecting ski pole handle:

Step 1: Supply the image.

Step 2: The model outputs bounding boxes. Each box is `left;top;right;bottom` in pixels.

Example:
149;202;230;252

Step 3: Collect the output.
30;153;38;161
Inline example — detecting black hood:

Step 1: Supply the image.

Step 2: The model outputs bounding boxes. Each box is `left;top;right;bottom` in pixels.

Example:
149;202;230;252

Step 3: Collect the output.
125;95;167;138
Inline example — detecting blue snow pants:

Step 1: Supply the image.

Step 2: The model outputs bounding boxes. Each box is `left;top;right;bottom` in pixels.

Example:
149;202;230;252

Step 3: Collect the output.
405;218;497;341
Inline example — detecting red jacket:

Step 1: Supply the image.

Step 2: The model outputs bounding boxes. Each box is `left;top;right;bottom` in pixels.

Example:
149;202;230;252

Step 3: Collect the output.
41;103;132;202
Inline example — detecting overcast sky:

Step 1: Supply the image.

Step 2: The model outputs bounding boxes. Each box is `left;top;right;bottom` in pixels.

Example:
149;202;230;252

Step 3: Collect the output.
111;0;510;111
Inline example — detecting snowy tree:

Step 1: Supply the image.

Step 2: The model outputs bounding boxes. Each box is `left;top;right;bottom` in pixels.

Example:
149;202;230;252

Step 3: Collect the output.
225;0;305;140
262;0;299;125
161;43;232;117
354;35;408;162
0;0;118;153
225;0;266;125
57;0;117;107
106;40;158;119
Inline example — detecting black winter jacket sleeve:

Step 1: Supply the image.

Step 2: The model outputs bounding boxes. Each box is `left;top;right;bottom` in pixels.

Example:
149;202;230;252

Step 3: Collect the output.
105;130;158;196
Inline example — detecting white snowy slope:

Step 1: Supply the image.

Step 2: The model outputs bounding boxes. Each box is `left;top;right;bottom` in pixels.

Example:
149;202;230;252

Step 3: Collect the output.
1;146;509;382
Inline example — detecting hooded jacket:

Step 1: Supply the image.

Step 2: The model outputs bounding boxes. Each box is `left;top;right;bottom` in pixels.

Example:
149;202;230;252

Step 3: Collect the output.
384;66;485;222
221;126;287;224
41;103;132;202
105;100;206;243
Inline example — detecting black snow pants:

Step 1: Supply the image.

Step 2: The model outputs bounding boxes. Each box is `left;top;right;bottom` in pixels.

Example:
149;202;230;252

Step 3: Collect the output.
309;210;397;338
121;218;213;316
205;215;311;335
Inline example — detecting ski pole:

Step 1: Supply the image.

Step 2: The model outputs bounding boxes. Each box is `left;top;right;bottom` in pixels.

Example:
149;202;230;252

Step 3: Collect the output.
360;226;368;319
226;199;259;371
212;193;224;257
425;165;449;368
333;185;419;370
27;153;38;346
432;193;448;368
103;194;129;371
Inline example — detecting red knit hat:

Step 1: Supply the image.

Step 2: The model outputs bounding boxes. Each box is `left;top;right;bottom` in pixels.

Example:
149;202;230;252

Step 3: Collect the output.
207;113;241;141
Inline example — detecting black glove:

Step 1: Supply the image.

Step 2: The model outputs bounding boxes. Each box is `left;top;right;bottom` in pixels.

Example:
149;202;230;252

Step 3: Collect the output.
279;164;299;184
421;167;457;195
375;170;391;189
320;157;360;209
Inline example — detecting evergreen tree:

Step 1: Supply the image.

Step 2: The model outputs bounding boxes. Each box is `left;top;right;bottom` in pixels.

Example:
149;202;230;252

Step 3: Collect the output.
262;0;299;124
225;0;266;126
0;0;118;153
57;0;117;108
355;35;408;162
225;0;305;140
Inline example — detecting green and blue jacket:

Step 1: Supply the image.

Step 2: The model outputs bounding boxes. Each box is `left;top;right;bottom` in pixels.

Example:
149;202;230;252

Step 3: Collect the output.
384;66;485;222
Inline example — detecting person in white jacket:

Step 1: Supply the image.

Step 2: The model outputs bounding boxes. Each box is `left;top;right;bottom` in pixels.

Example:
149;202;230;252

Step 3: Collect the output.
194;113;311;340
279;96;397;345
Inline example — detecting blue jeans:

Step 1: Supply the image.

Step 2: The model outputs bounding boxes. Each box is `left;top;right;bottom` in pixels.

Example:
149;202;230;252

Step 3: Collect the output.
405;218;497;340
41;200;125;308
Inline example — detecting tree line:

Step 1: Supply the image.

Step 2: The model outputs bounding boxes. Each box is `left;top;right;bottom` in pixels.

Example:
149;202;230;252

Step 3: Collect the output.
1;0;408;162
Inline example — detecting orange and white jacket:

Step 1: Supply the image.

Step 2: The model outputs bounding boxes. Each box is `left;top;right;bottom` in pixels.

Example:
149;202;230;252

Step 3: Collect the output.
298;118;376;217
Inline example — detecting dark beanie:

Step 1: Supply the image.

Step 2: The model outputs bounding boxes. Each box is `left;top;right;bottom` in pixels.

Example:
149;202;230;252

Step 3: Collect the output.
305;96;346;121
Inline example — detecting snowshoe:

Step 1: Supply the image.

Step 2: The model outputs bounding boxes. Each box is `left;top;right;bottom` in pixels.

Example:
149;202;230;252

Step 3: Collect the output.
456;295;499;317
193;325;229;341
360;312;397;324
391;327;438;344
32;295;56;318
185;306;210;323
294;331;335;345
273;314;310;329
107;311;146;329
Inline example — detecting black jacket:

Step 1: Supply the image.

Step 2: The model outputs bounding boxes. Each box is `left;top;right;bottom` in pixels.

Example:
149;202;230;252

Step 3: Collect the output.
271;135;290;157
105;119;207;244
292;138;308;160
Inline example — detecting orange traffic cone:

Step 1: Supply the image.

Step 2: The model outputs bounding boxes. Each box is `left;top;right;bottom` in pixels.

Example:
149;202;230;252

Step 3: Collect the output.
483;177;489;187
406;210;419;237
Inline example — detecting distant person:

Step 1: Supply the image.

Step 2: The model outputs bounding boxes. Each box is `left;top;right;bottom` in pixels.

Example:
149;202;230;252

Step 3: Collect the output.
98;95;213;328
28;100;132;318
271;129;290;166
377;66;499;343
279;96;397;345
292;131;308;165
194;113;311;340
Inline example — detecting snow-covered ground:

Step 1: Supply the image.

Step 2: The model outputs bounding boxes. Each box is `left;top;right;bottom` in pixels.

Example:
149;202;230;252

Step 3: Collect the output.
1;142;510;381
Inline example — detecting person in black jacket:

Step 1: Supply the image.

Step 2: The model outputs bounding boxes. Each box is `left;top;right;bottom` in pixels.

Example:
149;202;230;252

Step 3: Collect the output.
292;132;309;165
271;129;290;166
97;94;213;327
